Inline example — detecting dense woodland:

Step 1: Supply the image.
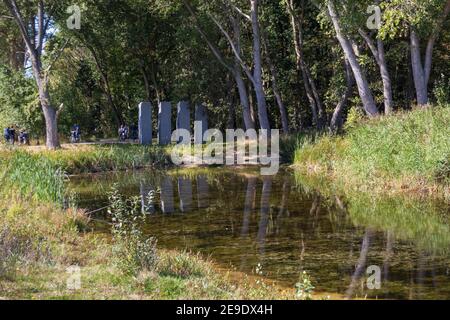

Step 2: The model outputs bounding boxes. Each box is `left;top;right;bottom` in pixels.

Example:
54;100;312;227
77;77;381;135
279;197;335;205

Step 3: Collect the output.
1;0;449;149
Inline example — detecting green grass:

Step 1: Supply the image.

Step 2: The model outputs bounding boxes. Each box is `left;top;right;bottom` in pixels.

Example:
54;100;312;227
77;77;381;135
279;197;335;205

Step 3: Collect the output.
40;144;173;175
0;196;293;300
0;151;66;204
0;144;173;205
294;106;450;196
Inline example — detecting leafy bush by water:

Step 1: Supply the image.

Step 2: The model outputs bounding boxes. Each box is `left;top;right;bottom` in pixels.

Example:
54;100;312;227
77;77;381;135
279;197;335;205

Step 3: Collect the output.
108;186;158;275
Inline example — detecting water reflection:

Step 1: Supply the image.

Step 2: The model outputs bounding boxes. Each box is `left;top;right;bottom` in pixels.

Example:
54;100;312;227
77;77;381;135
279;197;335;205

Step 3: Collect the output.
160;177;174;214
177;177;193;213
140;181;155;214
70;169;450;300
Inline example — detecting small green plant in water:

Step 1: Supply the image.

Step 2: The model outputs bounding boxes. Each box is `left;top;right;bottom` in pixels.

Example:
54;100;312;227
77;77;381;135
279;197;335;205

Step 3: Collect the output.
108;185;158;275
295;271;315;300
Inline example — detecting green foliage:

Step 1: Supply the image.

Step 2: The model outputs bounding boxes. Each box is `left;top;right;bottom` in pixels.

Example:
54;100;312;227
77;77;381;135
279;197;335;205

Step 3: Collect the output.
0;151;66;204
295;271;315;300
157;251;206;279
344;107;366;131
108;185;158;275
0;66;41;135
433;74;450;106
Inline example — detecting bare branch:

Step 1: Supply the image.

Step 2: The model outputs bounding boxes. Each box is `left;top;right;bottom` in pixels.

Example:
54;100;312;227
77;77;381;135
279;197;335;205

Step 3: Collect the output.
37;0;45;54
208;12;255;85
3;0;36;59
358;29;380;64
44;38;70;83
225;0;251;22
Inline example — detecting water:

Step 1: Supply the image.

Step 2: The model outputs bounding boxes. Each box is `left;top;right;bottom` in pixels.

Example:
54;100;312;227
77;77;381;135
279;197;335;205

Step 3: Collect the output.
69;168;450;300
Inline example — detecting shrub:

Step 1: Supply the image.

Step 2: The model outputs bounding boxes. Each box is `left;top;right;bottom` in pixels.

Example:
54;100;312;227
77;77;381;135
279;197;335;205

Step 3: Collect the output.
108;186;158;275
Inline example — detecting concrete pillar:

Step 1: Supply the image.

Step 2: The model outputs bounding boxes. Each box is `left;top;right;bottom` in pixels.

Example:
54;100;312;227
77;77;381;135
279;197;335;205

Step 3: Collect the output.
139;102;152;145
176;101;191;144
194;104;208;145
160;177;174;214
158;102;172;145
178;177;193;213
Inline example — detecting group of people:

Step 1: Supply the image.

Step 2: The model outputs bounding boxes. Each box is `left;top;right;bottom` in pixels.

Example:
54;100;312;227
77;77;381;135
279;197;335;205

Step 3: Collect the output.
3;126;29;146
70;124;81;143
4;124;140;146
118;124;138;142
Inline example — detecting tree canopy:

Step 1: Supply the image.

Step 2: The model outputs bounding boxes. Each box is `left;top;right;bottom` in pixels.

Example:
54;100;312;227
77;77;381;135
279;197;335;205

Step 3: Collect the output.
1;0;449;146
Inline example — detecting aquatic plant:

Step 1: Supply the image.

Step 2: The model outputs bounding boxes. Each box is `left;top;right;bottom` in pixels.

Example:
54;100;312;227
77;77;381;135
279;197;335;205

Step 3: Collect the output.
295;271;315;300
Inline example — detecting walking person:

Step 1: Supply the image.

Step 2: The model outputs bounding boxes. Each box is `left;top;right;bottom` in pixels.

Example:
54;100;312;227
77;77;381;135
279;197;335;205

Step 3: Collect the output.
9;126;16;145
3;127;10;144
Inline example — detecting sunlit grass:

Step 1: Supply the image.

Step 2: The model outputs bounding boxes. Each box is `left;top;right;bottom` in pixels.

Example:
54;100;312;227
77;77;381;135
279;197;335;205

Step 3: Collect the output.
294;106;450;196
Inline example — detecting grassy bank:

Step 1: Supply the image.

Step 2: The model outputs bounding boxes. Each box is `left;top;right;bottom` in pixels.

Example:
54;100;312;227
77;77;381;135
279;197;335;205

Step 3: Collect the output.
293;106;450;198
0;197;294;299
0;146;297;300
31;144;172;175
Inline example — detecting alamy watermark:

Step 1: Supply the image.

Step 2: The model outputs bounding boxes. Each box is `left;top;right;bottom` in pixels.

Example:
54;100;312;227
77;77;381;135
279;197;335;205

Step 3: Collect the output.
67;5;81;30
367;5;382;30
170;123;280;176
66;265;81;290
367;265;381;290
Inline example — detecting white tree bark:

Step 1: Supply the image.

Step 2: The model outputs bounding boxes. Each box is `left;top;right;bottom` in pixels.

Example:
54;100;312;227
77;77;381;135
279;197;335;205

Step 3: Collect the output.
359;29;394;114
328;1;379;117
250;0;270;130
4;0;60;149
410;0;450;107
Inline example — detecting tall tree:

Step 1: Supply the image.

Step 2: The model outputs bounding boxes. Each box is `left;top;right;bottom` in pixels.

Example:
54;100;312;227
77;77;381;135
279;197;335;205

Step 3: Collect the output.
382;0;450;106
2;0;65;148
285;0;325;128
327;0;379;117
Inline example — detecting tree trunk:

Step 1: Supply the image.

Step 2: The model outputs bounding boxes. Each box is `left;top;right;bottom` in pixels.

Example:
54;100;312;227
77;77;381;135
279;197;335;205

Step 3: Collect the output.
328;1;379;117
410;30;429;106
184;0;255;130
5;0;60;149
38;85;59;149
89;45;123;126
286;0;325;129
250;0;270;130
410;0;450;107
359;29;394;114
234;68;255;130
330;59;354;133
226;74;236;129
262;29;290;133
231;16;256;130
141;66;152;102
378;39;394;114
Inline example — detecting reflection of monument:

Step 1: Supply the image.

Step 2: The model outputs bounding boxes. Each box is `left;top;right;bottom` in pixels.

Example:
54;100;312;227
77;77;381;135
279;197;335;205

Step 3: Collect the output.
140;181;155;214
196;176;209;208
178;177;193;212
160;177;175;214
